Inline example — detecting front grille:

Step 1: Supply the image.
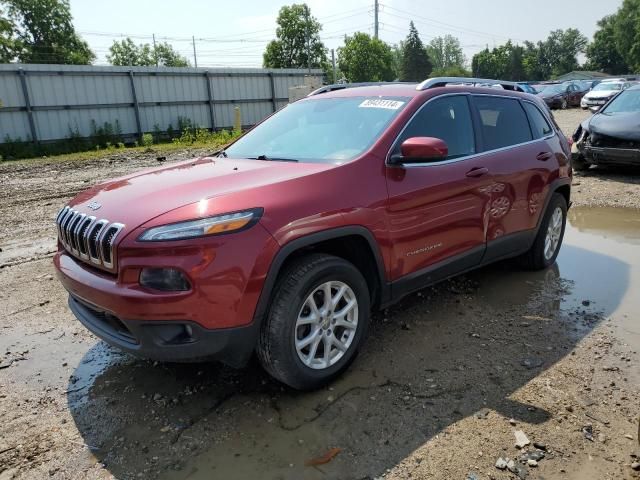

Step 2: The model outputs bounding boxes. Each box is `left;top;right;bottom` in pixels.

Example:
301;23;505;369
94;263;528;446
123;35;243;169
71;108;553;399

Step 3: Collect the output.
589;133;640;150
56;206;124;270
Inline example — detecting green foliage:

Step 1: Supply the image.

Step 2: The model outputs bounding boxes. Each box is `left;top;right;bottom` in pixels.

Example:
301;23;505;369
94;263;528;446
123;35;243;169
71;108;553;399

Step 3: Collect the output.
107;37;189;67
337;32;395;82
431;65;471;78
263;3;327;69
544;29;588;77
585;15;629;74
426;35;466;73
0;5;18;62
3;0;94;64
472;29;587;81
613;0;640;72
399;22;432;82
141;133;154;147
471;41;525;81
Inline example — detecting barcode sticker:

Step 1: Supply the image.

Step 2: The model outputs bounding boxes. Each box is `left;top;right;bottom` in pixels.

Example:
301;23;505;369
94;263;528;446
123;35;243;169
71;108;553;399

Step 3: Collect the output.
359;99;405;110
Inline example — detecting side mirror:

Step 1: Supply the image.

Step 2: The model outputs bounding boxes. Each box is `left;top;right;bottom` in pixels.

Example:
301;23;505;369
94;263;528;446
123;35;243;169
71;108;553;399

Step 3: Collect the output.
589;106;600;113
390;137;448;164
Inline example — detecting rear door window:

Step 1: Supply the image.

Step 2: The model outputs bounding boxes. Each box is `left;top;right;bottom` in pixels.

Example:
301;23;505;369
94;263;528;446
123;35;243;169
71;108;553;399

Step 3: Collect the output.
522;102;553;139
473;96;533;151
396;95;476;160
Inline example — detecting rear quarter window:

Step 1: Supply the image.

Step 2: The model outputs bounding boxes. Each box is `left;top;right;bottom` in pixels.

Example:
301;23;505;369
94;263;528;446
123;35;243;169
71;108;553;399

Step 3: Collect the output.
473;96;532;151
522;102;553;139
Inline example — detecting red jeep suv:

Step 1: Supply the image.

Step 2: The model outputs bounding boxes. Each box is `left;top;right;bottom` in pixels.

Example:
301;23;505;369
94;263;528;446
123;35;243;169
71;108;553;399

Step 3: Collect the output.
54;77;572;390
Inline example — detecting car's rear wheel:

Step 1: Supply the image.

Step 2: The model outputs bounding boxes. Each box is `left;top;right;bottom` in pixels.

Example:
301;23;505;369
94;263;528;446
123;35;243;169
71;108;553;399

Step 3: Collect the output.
519;193;567;270
257;253;370;390
561;98;568;109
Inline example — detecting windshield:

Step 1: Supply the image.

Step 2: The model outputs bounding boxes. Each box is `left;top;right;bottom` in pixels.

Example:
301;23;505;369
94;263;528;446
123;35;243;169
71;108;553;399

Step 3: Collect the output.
225;96;409;163
593;82;622;91
544;85;564;95
601;89;640;114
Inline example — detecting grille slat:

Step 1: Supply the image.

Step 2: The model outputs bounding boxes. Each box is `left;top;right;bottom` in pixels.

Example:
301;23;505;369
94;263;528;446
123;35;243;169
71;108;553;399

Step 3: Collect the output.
55;208;124;271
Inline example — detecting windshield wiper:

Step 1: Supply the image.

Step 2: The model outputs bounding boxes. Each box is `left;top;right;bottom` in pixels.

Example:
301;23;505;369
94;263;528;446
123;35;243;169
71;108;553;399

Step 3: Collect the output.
216;149;228;157
249;154;298;162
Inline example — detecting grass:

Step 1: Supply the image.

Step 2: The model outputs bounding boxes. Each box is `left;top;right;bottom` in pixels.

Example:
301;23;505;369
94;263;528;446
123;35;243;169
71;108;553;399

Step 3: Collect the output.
0;128;241;167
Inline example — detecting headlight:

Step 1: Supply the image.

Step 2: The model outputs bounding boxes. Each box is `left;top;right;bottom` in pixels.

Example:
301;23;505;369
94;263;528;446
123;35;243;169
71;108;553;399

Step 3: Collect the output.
138;208;262;241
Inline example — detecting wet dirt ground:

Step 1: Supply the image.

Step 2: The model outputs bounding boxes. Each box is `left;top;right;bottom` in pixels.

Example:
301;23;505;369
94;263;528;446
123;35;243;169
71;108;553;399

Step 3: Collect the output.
1;110;639;480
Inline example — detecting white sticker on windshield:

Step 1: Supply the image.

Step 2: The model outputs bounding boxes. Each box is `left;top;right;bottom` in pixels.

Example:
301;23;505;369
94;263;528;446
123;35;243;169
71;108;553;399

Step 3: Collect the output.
359;99;405;110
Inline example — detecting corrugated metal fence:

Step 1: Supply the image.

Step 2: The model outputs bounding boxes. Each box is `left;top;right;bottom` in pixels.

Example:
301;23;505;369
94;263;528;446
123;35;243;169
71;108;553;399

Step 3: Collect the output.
0;64;324;144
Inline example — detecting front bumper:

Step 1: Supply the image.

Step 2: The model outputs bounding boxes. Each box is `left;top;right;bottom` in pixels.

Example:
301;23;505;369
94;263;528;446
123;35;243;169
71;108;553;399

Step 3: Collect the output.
69;295;258;366
581;97;610;108
582;146;640;166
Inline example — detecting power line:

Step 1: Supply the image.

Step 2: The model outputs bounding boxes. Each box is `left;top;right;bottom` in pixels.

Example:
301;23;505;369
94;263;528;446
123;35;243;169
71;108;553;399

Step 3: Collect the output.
379;4;526;43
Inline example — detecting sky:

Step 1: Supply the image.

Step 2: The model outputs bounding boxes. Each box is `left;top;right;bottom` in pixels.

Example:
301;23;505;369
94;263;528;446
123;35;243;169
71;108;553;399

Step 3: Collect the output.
69;0;624;68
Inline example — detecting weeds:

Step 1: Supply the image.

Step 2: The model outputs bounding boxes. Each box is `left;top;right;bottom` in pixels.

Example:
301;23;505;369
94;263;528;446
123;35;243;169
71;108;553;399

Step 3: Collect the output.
0;117;241;161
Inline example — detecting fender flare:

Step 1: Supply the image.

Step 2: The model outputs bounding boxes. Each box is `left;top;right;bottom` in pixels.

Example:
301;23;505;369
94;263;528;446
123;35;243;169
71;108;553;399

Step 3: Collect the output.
536;177;571;234
251;226;389;327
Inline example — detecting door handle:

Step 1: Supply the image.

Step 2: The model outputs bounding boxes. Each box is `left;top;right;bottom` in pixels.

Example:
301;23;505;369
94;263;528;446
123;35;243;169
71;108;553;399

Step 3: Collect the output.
465;167;489;177
537;152;553;161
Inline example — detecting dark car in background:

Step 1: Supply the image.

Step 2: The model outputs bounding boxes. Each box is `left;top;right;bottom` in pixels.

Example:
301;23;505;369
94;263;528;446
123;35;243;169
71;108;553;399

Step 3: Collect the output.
517;82;539;94
537;83;582;109
573;84;640;170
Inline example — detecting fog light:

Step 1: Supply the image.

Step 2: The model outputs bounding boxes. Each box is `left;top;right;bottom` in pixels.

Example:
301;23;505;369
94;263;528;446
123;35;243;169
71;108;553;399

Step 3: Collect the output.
139;268;191;291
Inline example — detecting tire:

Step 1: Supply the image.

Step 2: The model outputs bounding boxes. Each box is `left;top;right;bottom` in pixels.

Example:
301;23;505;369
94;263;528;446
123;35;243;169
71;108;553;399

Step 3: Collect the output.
572;154;589;172
519;193;567;271
561;98;568;109
257;253;370;390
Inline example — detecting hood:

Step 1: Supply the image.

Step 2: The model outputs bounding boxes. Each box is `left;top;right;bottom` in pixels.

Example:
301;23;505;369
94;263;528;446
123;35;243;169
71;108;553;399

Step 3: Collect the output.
67;157;334;233
584;89;617;100
587;112;640;142
539;89;563;99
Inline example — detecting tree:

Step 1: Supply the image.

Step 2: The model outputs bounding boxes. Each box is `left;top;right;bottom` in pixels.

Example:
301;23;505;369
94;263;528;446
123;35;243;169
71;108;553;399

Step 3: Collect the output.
585;16;628;74
263;3;327;69
337;32;395;82
612;0;640;72
0;5;18;62
399;22;432;81
471;41;525;80
108;38;189;67
426;35;465;72
3;0;94;64
543;28;588;77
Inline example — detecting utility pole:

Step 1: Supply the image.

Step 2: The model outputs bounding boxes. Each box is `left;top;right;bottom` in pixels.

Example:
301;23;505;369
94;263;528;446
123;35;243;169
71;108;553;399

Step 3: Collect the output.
192;36;198;68
152;33;158;67
374;0;379;39
331;49;336;83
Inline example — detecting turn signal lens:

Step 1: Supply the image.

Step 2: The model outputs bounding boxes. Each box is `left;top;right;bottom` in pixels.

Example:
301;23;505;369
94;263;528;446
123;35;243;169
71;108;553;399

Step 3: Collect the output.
138;208;262;241
140;268;191;291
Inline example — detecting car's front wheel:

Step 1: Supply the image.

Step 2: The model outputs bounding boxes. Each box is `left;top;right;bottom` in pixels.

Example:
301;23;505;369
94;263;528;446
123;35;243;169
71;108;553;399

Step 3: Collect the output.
561;98;568;109
519;193;567;270
257;254;370;390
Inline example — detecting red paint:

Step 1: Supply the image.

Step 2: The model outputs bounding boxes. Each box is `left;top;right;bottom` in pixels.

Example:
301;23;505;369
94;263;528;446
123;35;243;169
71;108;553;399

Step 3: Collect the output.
53;84;571;331
400;137;448;160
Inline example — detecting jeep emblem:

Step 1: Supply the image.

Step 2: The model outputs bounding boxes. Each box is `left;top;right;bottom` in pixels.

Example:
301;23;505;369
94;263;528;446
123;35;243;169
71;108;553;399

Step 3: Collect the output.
87;201;102;211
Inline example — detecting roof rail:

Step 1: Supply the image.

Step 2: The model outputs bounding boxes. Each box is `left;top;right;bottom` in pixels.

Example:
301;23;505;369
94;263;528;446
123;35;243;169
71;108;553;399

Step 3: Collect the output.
416;77;525;92
308;82;414;96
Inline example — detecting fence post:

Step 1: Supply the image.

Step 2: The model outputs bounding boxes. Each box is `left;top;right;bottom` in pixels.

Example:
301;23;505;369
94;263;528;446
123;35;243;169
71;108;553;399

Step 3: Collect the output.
18;69;38;144
128;71;143;141
205;72;216;130
268;72;277;113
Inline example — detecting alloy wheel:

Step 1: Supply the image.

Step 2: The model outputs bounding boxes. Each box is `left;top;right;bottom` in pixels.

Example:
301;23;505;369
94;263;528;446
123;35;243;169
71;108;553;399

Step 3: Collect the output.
295;281;358;370
544;206;563;260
